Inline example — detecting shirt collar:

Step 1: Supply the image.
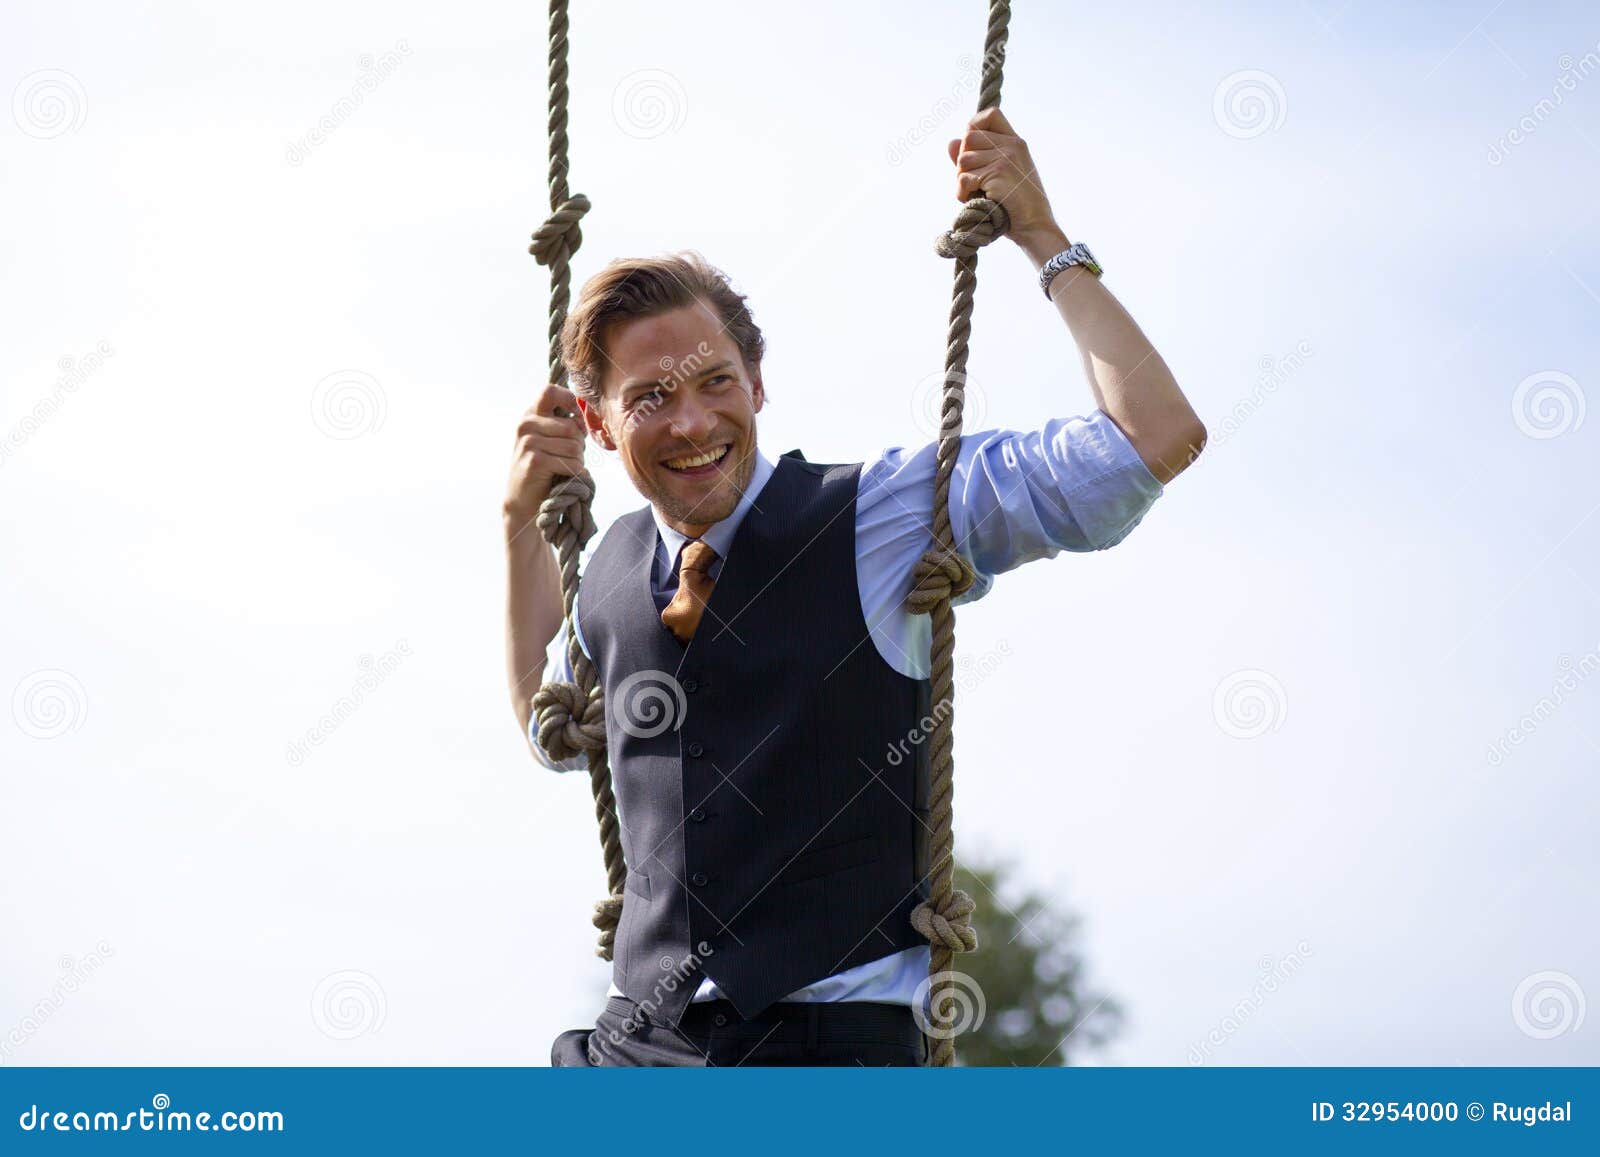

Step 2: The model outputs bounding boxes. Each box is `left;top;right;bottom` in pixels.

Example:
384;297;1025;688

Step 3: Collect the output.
651;445;776;576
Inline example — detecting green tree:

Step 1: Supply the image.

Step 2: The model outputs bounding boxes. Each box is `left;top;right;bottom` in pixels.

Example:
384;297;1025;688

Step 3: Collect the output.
938;852;1124;1066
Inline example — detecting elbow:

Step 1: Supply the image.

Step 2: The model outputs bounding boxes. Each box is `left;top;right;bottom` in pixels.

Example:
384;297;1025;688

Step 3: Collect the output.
1146;419;1207;484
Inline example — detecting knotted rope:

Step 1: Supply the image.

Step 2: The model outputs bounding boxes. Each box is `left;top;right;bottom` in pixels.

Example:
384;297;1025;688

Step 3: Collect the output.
905;0;1011;1067
527;0;627;959
527;0;1013;1064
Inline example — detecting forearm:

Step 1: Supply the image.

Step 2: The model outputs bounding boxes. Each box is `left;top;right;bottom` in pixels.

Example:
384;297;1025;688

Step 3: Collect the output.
504;511;566;744
1015;223;1205;483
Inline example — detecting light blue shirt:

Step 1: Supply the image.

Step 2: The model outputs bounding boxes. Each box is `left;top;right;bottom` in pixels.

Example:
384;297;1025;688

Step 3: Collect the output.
530;409;1164;1005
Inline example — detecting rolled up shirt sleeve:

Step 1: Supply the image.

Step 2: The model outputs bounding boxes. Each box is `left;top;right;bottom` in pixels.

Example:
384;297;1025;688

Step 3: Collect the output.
951;409;1165;580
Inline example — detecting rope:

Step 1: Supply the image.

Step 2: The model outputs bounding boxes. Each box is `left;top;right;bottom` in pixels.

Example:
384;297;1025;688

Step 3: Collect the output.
527;0;627;958
527;0;1013;1064
905;0;1011;1067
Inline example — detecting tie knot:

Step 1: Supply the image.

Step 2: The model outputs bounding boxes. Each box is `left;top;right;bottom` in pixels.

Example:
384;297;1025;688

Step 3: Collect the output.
679;539;718;576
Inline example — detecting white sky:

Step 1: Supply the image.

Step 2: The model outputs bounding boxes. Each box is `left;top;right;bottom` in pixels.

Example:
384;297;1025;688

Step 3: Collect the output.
3;0;1597;1066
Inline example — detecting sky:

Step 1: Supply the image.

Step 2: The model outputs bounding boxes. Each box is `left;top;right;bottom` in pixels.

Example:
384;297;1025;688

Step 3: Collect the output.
2;0;1597;1067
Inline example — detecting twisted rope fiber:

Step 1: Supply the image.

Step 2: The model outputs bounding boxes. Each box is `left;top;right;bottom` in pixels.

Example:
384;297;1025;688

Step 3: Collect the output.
527;0;626;958
905;0;1012;1067
527;0;1013;1064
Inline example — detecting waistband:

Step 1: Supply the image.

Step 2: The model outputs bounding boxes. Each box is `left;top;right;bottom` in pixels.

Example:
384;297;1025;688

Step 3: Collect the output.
606;995;921;1045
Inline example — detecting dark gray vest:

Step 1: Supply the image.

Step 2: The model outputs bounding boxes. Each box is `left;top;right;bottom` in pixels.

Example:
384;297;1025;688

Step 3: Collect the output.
577;449;932;1024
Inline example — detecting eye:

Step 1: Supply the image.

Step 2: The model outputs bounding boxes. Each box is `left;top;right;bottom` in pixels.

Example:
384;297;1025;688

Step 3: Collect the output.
631;388;662;409
707;374;732;387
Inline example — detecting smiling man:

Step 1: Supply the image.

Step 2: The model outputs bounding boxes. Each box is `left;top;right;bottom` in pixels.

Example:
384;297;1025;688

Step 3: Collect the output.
504;108;1205;1067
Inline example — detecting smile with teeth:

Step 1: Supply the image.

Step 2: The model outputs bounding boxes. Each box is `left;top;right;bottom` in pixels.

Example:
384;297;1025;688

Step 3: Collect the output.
664;443;731;472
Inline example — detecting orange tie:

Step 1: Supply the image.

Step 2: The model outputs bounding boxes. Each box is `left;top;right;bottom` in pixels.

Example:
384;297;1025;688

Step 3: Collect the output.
660;539;719;644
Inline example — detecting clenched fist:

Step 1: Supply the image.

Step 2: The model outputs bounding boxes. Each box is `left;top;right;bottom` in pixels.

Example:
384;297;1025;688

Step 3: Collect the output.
504;383;589;522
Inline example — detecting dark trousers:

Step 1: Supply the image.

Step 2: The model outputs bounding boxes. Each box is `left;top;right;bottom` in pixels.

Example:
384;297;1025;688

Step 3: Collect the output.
552;996;930;1067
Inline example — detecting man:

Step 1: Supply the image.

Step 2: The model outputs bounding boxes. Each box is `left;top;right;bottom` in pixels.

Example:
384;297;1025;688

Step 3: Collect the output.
504;108;1205;1066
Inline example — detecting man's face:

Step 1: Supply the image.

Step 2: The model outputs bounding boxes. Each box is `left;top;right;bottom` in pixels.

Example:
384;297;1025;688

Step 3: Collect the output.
580;301;765;538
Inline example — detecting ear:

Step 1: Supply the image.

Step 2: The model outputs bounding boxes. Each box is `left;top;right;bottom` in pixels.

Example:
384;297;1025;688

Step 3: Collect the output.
750;369;765;414
579;397;618;451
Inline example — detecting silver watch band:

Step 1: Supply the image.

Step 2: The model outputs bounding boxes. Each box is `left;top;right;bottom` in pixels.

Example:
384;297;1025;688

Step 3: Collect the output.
1040;242;1102;299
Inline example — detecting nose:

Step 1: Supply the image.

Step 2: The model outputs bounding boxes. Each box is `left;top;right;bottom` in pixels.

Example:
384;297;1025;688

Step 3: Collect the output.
666;390;719;445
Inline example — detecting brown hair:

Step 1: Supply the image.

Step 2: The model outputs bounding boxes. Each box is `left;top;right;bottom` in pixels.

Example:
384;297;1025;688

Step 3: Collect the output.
559;251;766;408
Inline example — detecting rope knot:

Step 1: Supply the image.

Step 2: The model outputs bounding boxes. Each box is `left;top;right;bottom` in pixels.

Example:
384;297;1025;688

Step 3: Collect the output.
533;680;607;761
934;196;1011;261
592;892;624;960
911;889;979;953
529;193;592;266
537;472;598;553
906;546;977;615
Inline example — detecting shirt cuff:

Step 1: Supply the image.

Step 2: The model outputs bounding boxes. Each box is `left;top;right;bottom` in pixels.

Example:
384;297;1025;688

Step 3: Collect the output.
1070;409;1165;550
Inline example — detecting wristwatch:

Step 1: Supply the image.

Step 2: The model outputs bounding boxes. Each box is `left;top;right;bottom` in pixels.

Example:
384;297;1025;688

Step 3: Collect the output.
1039;242;1102;299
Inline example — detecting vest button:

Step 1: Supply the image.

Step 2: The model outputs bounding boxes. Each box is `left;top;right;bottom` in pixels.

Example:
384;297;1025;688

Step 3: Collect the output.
687;741;705;757
689;807;707;822
713;1013;729;1027
683;678;698;693
691;872;709;887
